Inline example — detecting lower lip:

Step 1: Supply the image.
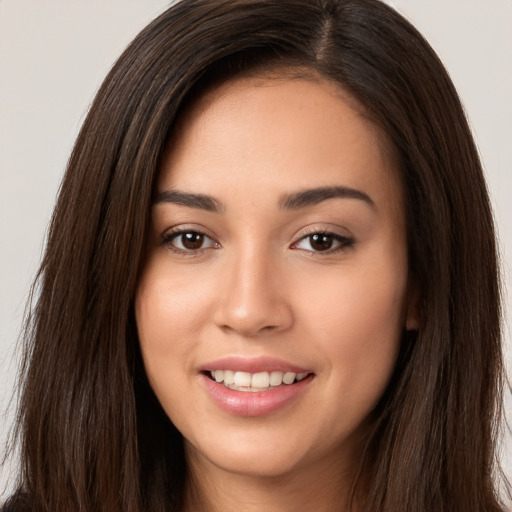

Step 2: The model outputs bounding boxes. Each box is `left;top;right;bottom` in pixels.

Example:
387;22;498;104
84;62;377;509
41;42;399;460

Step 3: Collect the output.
201;374;313;417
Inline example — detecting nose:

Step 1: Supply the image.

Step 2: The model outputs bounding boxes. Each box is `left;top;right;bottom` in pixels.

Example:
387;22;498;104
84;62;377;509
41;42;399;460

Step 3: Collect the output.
212;247;294;338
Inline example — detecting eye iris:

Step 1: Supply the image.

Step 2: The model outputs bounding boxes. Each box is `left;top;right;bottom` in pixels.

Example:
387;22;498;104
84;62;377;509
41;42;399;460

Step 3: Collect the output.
182;232;204;250
310;233;334;251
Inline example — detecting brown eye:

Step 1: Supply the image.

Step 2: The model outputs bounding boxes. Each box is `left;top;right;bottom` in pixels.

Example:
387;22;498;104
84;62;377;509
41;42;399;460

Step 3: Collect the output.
163;230;218;252
181;232;205;250
309;233;335;251
292;231;354;254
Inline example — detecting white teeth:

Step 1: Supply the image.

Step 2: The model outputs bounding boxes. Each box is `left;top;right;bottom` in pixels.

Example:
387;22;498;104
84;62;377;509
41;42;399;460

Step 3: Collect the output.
282;372;296;385
251;371;270;388
208;369;308;390
223;370;235;385
269;371;283;386
234;371;252;387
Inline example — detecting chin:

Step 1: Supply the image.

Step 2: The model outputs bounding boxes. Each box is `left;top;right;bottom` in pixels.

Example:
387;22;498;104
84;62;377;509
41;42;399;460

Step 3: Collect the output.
185;431;313;479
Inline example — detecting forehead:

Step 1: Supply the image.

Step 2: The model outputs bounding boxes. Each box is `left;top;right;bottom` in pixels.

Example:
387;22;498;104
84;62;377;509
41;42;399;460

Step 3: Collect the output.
159;73;403;218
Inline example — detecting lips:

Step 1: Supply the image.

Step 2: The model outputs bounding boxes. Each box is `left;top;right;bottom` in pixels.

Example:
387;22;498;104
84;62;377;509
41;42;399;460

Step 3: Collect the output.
199;357;314;416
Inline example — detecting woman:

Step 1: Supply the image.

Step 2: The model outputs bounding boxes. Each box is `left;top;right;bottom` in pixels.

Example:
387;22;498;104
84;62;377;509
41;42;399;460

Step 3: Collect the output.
2;0;508;510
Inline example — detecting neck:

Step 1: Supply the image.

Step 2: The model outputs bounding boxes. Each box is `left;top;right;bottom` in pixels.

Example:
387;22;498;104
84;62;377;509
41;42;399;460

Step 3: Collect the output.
183;445;362;512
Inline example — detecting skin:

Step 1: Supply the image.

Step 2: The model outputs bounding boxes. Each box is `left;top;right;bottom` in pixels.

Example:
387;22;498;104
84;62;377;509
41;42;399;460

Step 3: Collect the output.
135;73;418;512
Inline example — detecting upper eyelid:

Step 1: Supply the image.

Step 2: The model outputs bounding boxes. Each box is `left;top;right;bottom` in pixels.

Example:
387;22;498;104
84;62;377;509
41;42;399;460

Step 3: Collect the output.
292;232;353;247
159;224;354;247
160;229;220;257
294;224;354;240
161;225;218;241
290;226;356;254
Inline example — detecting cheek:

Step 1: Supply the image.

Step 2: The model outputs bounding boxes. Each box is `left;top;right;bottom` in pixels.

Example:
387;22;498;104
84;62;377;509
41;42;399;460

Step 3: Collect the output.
303;259;406;335
135;255;211;351
298;259;407;397
134;257;204;400
134;276;196;429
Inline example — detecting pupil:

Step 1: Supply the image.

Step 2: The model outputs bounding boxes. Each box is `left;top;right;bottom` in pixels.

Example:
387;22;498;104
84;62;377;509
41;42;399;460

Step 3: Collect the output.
182;232;204;250
311;234;333;251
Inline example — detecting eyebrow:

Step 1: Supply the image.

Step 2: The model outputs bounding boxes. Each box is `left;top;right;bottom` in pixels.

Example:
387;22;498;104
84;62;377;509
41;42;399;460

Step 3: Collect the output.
279;186;375;210
154;185;375;212
154;190;223;212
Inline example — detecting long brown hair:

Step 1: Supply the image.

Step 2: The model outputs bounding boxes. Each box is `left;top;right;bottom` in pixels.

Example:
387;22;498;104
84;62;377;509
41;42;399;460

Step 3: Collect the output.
4;0;507;510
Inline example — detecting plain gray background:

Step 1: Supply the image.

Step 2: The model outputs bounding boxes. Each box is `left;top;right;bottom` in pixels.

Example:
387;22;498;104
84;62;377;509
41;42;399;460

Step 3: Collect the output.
1;0;511;502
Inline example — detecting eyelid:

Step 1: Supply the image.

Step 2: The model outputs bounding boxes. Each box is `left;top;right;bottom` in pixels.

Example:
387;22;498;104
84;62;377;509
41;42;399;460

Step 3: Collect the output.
290;225;355;254
160;225;221;256
160;223;217;241
158;223;354;256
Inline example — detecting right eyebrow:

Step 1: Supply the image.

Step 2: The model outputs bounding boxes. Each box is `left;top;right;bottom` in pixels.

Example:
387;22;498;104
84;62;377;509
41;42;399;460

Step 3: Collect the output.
153;190;223;212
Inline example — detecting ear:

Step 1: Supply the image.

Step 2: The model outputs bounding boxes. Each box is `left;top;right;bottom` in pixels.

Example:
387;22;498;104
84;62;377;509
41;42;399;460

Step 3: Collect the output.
404;276;421;331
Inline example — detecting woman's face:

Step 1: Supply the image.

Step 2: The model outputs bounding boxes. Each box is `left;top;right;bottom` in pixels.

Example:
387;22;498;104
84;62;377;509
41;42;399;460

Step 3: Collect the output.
135;74;416;480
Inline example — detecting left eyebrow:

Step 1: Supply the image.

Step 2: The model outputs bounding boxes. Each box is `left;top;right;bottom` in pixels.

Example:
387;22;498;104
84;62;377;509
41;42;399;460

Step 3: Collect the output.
279;186;376;210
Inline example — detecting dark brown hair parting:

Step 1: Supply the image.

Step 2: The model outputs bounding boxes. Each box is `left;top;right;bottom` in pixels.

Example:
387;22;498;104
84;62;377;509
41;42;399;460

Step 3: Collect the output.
3;0;508;511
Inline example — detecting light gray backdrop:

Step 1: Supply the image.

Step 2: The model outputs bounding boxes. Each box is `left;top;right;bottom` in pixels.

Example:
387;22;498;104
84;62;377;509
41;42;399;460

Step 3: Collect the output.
1;0;511;502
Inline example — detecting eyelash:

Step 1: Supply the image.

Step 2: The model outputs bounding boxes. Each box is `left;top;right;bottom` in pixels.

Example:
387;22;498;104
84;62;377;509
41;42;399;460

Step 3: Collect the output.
161;229;219;257
160;228;355;256
291;229;355;255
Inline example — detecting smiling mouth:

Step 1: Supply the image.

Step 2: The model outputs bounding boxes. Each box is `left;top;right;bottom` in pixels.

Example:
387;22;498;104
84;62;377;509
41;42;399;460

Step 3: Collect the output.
205;370;311;392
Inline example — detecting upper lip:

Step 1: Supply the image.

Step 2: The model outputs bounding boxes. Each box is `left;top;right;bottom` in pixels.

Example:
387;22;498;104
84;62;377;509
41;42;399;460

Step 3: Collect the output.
199;356;312;374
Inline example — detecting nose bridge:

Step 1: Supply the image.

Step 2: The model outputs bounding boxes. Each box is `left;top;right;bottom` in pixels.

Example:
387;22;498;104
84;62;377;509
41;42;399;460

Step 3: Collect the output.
213;239;292;336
